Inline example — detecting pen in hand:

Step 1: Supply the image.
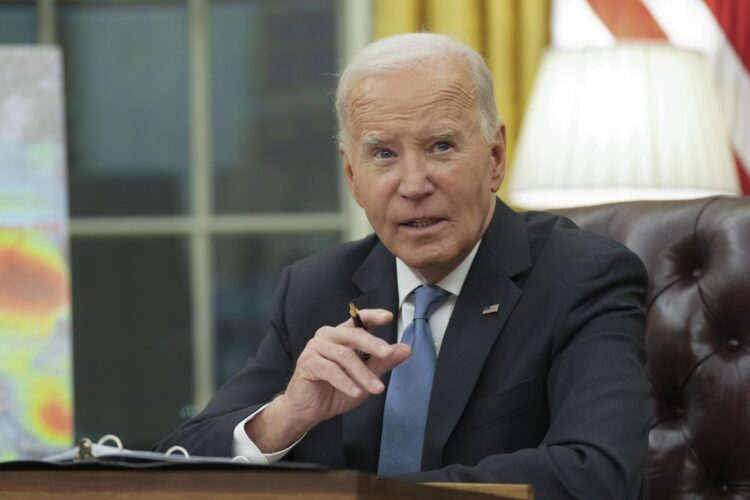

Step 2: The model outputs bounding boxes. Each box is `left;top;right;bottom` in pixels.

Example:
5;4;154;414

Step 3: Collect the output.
349;303;370;361
349;302;364;328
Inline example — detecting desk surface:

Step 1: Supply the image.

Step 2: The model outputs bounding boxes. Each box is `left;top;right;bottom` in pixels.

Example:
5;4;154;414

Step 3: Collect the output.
0;468;533;500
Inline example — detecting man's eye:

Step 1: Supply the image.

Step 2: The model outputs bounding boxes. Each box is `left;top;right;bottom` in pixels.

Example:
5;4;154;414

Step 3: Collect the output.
433;141;452;153
374;149;394;159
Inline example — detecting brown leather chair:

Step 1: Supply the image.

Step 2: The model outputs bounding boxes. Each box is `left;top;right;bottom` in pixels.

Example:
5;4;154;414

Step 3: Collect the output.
555;196;750;500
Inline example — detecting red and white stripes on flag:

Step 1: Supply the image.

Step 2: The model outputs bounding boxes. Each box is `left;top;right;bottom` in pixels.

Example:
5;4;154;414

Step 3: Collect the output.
552;0;750;195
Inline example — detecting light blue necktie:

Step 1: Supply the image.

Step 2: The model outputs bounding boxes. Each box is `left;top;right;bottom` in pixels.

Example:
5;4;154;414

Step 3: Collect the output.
378;285;450;475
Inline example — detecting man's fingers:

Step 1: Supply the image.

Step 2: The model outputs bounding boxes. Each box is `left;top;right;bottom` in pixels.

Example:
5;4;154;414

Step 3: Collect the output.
340;308;393;331
300;312;407;400
314;340;385;393
367;343;412;378
304;355;363;398
317;325;395;360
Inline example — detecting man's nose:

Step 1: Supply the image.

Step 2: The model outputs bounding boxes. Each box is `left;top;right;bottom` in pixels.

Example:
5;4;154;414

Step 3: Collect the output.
397;154;434;199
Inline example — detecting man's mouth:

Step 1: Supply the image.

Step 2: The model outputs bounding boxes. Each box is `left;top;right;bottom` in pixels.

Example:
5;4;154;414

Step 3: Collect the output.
403;218;442;229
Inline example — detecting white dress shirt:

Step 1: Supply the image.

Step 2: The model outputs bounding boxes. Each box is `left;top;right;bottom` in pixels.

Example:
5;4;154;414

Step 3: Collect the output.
231;241;482;462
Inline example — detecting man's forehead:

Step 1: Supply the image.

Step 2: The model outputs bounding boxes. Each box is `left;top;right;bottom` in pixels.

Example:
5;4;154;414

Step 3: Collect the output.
358;61;470;91
348;60;473;108
346;66;476;140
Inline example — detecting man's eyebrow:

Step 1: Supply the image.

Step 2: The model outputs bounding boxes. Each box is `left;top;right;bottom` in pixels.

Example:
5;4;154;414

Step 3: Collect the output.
362;135;386;147
430;129;459;139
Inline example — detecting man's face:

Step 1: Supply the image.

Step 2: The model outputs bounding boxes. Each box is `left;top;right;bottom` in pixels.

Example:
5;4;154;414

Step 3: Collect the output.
340;59;506;283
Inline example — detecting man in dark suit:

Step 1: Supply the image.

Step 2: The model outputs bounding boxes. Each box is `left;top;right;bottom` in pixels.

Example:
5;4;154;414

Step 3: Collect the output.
157;33;650;499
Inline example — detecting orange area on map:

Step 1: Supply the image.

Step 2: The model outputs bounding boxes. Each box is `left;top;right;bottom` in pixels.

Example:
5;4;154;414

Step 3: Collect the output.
40;397;73;439
0;238;67;316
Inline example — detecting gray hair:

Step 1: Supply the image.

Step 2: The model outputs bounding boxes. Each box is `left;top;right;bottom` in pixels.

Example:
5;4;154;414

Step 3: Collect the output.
335;32;501;148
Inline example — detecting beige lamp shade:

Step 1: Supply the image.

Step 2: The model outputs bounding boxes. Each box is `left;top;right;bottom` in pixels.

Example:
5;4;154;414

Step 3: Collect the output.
507;43;740;209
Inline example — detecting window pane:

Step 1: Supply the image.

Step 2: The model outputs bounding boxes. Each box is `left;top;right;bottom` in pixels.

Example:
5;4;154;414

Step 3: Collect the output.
60;3;189;216
71;236;192;449
0;3;36;44
211;0;339;214
213;232;339;385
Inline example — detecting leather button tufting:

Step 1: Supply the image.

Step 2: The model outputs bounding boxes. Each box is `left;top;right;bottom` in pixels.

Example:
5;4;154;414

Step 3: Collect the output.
555;197;750;500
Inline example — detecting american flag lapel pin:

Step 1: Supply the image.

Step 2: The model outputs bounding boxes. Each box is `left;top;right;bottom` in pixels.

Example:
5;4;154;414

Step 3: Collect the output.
482;304;500;315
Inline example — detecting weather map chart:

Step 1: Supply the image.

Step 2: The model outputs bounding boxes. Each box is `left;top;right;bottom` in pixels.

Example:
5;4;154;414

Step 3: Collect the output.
0;47;73;460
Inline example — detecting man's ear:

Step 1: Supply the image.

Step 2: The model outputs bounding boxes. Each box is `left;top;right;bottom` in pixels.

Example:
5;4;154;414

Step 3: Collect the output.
489;123;506;193
339;142;363;207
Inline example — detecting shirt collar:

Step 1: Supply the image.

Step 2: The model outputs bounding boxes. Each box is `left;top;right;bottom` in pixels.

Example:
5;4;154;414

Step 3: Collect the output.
395;240;482;308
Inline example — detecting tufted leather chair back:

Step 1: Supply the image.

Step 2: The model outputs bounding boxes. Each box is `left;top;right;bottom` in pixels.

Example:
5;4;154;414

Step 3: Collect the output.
555;196;750;500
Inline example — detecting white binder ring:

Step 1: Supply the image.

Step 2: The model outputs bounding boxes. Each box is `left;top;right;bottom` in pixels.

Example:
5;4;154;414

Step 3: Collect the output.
165;445;190;458
97;434;123;450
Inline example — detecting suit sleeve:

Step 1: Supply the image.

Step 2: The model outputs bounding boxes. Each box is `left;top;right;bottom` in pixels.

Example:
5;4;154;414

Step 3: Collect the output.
401;246;651;500
153;266;296;456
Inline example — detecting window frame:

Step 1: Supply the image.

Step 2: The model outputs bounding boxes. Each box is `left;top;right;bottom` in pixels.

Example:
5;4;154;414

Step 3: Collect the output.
28;0;372;407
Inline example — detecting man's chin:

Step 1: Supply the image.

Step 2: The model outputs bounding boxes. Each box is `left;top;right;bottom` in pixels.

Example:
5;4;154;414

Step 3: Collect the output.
398;251;456;283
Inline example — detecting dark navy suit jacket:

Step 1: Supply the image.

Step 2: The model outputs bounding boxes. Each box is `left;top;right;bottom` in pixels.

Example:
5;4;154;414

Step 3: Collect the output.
156;201;650;500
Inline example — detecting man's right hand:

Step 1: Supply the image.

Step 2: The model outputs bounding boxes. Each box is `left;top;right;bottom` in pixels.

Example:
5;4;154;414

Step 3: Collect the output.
245;308;410;453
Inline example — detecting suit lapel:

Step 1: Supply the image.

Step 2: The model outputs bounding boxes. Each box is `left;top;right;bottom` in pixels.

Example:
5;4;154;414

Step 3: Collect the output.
422;201;533;470
341;242;398;472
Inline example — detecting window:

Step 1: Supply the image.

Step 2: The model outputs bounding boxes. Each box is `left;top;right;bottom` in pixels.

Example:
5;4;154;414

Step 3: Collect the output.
0;0;365;450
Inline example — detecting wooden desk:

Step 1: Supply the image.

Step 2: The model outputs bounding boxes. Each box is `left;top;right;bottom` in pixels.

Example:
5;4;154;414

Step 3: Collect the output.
0;469;533;499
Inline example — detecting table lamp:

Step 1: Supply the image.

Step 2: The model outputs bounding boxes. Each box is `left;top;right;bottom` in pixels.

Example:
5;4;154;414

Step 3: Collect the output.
507;43;739;209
